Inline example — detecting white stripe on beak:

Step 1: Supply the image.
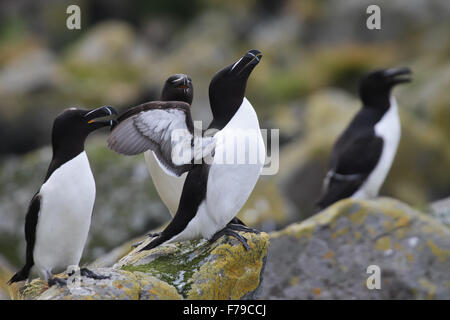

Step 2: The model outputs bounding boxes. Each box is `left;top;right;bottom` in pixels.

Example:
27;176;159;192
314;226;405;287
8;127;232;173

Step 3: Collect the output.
231;57;243;71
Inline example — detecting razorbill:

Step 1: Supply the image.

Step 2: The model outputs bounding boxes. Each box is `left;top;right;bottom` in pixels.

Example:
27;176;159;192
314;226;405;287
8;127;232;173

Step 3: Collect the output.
108;49;265;250
8;106;117;285
145;74;193;217
317;67;412;209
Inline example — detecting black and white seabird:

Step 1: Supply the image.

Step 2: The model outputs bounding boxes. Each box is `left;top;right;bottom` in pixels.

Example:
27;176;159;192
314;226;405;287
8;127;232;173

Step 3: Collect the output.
8;106;117;285
145;74;193;217
108;49;265;250
114;74;193;217
317;67;412;209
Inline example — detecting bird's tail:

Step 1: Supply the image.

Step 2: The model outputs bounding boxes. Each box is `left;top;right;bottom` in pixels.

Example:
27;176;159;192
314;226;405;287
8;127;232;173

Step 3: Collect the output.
7;264;32;285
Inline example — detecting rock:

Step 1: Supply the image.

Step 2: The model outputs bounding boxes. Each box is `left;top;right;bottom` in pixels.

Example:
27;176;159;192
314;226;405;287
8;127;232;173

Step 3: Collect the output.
260;198;450;299
430;197;450;227
19;269;182;300
20;231;269;300
117;231;269;300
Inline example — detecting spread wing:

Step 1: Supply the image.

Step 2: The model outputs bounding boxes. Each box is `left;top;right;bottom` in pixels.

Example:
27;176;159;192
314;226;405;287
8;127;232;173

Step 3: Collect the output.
317;129;383;209
107;101;215;176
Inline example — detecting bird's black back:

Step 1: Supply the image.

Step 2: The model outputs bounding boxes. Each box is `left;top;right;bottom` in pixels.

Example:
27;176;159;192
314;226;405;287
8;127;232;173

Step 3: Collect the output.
317;107;385;209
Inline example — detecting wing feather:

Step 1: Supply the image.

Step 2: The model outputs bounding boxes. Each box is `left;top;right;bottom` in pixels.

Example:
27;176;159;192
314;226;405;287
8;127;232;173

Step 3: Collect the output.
317;129;383;209
108;101;214;176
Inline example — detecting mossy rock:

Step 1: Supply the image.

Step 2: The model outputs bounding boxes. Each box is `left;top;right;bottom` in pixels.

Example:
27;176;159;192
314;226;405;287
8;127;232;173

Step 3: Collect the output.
18;231;269;300
117;231;269;299
260;198;450;299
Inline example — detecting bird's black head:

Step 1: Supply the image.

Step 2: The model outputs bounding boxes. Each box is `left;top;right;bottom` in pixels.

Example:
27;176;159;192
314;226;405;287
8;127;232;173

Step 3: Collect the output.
161;74;193;105
359;67;412;109
209;49;262;128
51;106;117;156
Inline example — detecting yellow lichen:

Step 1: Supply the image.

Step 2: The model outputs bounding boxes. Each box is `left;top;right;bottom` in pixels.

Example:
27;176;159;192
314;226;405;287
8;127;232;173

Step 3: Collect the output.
406;253;414;263
394;215;410;228
19;279;48;300
289;276;300;286
348;209;367;225
271;220;315;239
366;226;377;237
427;240;450;263
134;272;182;300
418;278;437;300
187;232;269;300
332;227;349;239
312;288;321;296
323;251;334;260
393;242;404;251
375;236;391;251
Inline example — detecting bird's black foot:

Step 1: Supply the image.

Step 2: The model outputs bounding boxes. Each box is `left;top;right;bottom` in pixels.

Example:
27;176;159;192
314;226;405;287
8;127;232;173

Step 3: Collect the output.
147;232;161;238
48;276;67;287
209;226;250;251
132;241;142;248
132;232;161;248
230;217;246;226
227;222;260;235
80;268;110;280
138;233;167;252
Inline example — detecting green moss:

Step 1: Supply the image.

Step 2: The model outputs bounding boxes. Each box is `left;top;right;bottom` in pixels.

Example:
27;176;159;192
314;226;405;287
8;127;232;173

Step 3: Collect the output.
121;240;212;297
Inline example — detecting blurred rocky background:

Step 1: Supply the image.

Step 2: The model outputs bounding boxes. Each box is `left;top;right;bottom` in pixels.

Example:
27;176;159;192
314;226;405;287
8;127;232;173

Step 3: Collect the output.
1;0;449;298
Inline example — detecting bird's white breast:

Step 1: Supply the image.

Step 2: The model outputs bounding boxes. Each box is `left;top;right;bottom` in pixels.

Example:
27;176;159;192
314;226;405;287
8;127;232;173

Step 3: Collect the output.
144;151;187;216
169;98;266;242
34;151;96;278
353;97;401;199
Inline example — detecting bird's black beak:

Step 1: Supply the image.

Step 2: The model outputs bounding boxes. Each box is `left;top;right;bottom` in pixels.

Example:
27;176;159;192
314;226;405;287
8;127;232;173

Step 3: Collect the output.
171;75;191;89
230;49;263;75
384;67;412;85
84;106;118;130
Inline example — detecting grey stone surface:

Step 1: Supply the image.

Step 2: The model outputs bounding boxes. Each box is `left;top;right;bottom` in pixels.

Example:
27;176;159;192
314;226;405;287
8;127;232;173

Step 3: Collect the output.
260;198;450;299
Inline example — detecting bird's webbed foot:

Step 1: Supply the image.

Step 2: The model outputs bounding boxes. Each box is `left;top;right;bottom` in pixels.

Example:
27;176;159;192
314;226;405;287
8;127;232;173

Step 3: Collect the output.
227;222;260;235
132;232;161;248
47;276;67;287
209;225;251;251
80;268;110;280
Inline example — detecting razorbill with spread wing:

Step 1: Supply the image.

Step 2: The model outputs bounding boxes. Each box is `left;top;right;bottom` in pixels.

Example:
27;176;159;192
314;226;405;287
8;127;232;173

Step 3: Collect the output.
108;49;265;250
8;106;117;285
317;67;412;209
144;74;193;217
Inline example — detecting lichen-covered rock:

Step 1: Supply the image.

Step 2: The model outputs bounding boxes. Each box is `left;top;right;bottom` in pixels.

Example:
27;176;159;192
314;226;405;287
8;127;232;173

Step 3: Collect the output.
430;197;450;227
18;269;181;300
117;231;269;299
260;198;450;299
19;231;269;300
